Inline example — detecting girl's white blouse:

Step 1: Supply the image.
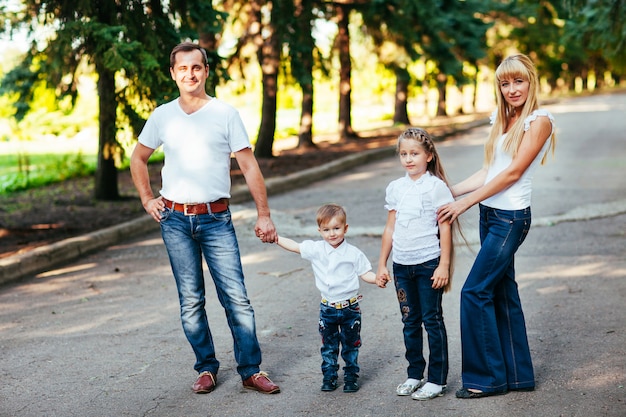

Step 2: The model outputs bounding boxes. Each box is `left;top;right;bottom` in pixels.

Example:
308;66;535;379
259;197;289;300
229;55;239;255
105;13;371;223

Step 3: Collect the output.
385;172;453;265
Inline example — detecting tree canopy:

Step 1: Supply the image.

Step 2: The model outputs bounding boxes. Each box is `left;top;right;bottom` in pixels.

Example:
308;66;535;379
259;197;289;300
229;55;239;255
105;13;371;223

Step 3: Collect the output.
1;0;624;198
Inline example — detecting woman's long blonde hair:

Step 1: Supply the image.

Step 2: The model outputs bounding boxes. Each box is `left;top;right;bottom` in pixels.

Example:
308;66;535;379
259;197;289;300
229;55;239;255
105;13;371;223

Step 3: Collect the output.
484;54;556;166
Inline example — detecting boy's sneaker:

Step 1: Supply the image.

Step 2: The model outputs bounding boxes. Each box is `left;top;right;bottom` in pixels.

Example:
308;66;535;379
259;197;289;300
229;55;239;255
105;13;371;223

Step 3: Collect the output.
343;379;359;393
321;379;339;391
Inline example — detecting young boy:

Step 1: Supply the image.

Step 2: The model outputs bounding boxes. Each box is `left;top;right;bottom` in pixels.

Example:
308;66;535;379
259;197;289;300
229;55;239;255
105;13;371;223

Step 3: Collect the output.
273;203;382;393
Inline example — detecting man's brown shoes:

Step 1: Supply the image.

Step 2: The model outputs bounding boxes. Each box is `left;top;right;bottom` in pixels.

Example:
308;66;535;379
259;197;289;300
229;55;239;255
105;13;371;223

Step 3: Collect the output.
242;371;281;394
192;371;216;394
193;370;280;394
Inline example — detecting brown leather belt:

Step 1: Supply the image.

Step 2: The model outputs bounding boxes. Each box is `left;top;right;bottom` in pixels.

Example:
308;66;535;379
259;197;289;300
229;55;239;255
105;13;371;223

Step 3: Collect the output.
162;198;229;216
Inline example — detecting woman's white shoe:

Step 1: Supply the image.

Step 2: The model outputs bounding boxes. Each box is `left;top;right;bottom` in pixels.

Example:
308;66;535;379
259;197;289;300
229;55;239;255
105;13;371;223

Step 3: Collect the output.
396;378;425;396
411;382;446;400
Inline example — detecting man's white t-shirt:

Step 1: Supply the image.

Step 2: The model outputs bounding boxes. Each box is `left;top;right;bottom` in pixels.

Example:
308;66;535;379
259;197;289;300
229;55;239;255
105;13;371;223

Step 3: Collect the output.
138;97;251;203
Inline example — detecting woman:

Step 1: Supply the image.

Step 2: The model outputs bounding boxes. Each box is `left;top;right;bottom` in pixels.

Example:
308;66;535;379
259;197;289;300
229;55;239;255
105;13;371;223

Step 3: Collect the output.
437;54;556;399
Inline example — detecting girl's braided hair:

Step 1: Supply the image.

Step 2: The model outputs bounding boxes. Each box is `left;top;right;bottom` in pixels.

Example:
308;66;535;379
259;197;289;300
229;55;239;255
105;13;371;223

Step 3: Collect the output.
397;127;451;186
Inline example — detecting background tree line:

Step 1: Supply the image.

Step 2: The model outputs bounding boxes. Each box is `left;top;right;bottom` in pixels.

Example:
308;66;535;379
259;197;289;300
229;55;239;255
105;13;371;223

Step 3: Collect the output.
0;0;624;200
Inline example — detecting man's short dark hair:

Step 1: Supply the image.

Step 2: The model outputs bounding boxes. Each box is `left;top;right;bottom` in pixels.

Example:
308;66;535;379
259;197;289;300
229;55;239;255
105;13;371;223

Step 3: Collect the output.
170;42;208;68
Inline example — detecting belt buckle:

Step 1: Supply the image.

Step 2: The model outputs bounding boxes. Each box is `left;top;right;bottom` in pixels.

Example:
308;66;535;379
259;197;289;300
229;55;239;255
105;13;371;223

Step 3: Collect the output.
183;203;192;216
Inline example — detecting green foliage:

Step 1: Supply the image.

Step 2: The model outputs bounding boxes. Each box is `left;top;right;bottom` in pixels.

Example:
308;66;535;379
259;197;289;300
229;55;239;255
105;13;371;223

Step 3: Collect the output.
0;152;94;195
564;0;626;72
361;0;489;86
0;51;39;121
0;0;229;199
0;0;624;197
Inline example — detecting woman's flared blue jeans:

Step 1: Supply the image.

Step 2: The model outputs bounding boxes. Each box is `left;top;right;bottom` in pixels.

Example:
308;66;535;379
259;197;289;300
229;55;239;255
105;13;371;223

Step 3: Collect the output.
160;208;262;380
460;204;535;393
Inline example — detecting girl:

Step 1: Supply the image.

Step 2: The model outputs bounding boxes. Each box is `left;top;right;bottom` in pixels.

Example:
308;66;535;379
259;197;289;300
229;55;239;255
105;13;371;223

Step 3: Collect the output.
437;54;556;398
376;127;455;401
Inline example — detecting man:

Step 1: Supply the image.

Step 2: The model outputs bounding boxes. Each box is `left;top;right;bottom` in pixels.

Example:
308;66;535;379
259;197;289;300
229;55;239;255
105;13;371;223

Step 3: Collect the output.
130;42;279;395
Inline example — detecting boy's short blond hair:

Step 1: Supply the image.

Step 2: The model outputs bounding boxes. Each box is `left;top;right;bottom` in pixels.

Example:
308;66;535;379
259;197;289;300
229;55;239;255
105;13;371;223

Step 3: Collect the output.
316;204;347;227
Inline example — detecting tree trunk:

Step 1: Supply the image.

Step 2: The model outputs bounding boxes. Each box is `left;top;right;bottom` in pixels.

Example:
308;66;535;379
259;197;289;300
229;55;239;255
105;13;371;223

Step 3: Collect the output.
250;0;280;159
255;67;279;159
393;66;410;125
94;61;120;200
581;68;588;91
335;3;357;141
298;82;315;148
436;72;447;117
472;64;479;112
253;10;280;159
295;0;316;149
92;0;120;200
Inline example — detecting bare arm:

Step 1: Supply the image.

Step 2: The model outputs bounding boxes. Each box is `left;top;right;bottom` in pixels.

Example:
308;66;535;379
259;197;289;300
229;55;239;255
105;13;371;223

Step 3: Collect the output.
130;143;164;222
376;210;396;288
234;147;276;243
450;167;488;198
360;271;378;286
431;219;451;290
276;235;301;254
438;116;553;223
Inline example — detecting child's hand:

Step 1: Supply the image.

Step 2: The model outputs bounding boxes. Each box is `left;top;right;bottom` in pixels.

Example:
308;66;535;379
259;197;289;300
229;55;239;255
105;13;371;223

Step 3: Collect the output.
257;231;273;243
431;266;449;290
376;269;390;288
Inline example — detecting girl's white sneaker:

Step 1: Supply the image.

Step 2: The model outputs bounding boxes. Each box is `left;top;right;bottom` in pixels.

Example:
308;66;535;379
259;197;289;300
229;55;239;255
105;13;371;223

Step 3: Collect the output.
411;382;446;400
396;378;425;396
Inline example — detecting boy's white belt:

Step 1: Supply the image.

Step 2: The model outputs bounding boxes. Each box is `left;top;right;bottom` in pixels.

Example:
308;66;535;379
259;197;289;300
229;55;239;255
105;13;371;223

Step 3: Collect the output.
321;294;363;309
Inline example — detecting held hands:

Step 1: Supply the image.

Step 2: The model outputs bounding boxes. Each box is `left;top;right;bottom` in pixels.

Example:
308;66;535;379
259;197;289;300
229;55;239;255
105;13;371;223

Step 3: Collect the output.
376;266;391;288
255;215;277;243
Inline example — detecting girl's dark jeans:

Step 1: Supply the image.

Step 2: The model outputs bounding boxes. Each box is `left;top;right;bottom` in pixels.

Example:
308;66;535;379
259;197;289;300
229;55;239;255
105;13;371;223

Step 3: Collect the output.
393;258;448;385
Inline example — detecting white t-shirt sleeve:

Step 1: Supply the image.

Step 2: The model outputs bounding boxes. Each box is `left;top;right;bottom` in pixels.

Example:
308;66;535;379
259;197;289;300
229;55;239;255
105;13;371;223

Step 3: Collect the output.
384;179;399;211
354;249;373;276
138;106;165;150
299;240;317;262
431;179;454;209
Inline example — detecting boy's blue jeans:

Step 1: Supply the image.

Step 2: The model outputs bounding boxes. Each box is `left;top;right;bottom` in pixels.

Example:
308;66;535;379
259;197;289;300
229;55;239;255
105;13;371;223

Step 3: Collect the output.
460;204;535;392
318;303;362;382
393;258;448;385
160;207;262;380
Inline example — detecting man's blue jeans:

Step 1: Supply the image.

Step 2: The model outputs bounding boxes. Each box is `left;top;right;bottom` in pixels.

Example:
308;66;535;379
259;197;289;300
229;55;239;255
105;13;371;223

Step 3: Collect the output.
318;303;362;382
160;207;262;380
393;258;448;385
460;204;535;392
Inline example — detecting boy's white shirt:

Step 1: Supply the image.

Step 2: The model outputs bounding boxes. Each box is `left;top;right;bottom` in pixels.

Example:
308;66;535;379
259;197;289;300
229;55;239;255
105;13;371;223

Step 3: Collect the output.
299;239;372;303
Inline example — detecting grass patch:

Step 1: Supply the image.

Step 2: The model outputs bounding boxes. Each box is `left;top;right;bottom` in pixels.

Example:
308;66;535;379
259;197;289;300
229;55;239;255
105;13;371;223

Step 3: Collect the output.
0;152;96;194
0;146;165;195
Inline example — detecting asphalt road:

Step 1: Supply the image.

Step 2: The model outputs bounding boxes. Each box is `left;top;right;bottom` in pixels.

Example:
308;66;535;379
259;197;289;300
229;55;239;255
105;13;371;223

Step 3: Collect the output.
0;92;624;417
